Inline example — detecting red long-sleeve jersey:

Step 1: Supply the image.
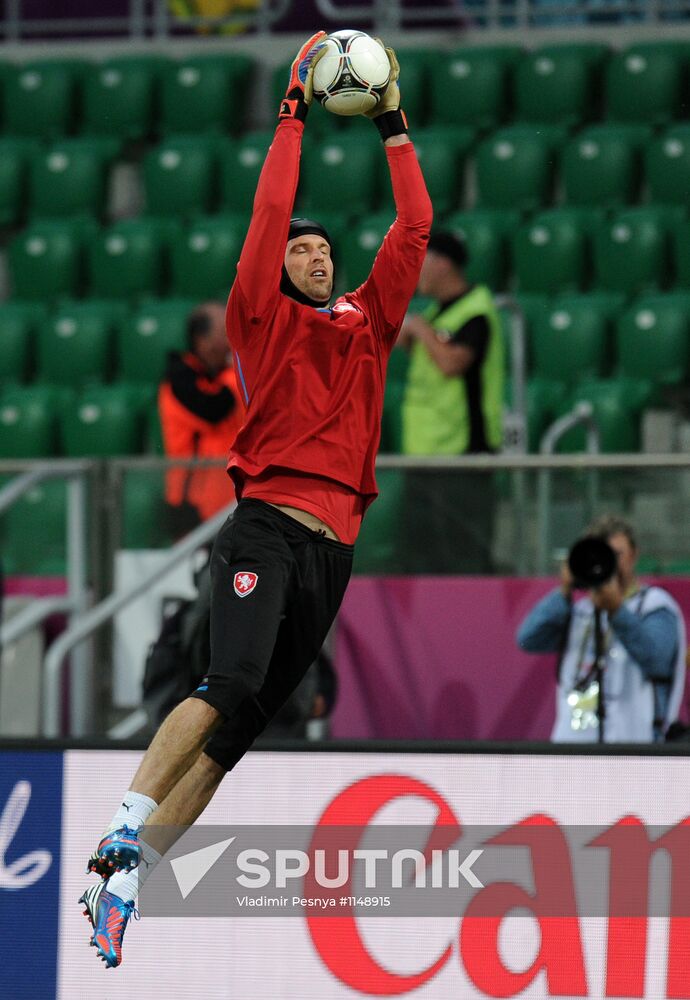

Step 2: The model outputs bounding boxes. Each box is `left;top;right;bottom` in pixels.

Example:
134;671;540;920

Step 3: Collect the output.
225;118;432;541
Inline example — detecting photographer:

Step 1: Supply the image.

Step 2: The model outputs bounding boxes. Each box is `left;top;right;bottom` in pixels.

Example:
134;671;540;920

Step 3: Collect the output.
517;515;686;743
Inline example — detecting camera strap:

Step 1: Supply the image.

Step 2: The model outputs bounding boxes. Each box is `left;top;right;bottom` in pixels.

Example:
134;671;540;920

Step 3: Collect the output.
571;586;649;687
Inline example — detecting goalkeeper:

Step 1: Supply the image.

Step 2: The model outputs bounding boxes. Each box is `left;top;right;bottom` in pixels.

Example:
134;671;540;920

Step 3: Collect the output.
80;29;432;968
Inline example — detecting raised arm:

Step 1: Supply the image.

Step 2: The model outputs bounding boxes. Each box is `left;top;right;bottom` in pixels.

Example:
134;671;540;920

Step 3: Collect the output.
234;32;326;319
234;121;303;318
355;45;433;341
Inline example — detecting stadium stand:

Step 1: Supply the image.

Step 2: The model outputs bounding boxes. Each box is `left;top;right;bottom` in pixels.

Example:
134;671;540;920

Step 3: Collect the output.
1;37;690;464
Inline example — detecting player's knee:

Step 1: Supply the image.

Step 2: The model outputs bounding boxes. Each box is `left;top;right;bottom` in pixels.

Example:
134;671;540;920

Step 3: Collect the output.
193;660;267;719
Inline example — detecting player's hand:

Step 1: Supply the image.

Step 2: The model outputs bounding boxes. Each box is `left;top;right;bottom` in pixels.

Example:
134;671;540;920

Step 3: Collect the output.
364;41;400;118
279;30;328;121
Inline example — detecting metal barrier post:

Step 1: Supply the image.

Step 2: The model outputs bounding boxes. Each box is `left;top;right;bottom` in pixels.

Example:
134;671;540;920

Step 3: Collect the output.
496;296;528;574
66;474;92;738
536;403;600;575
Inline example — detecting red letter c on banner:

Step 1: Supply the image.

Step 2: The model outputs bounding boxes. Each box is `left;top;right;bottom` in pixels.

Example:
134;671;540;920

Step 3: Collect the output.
306;774;458;995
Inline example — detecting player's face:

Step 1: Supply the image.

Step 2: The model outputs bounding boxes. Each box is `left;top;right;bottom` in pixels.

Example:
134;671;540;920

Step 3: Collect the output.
284;234;334;303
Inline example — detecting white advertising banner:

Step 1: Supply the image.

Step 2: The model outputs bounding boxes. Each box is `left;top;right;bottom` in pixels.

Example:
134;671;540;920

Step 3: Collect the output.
58;750;690;1000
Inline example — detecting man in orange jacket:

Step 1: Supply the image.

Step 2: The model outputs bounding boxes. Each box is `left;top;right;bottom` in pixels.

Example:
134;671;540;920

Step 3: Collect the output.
158;301;244;533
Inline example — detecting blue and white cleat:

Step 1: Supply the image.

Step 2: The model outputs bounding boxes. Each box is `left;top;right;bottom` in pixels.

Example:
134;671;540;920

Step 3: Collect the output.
79;881;138;968
86;825;141;878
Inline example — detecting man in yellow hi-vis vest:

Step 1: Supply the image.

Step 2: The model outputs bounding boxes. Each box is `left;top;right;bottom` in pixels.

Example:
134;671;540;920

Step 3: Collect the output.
399;230;503;573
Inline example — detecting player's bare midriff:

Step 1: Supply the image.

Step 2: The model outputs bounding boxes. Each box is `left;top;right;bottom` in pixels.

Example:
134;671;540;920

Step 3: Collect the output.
265;503;340;541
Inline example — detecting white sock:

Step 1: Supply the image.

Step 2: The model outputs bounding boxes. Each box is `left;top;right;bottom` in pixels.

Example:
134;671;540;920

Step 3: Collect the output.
107;839;162;904
107;791;158;834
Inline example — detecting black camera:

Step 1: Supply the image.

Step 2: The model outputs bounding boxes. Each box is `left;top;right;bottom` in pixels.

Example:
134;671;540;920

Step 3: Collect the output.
568;536;617;588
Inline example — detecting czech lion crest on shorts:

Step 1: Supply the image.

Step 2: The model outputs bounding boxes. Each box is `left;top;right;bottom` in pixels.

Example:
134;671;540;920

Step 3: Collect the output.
233;571;258;597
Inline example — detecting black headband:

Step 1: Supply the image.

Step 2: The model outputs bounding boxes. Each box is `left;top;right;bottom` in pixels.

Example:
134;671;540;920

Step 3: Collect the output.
287;217;332;246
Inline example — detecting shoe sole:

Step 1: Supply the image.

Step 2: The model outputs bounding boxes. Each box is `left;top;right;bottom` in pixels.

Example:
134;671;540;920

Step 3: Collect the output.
86;844;140;879
78;891;119;968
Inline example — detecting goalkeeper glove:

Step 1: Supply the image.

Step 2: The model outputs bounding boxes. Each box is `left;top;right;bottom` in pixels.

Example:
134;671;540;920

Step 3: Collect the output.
365;42;408;141
279;30;327;123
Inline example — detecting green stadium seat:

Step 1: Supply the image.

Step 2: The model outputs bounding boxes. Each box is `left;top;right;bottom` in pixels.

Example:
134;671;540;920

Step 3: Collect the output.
392;48;431;128
593;208;671;294
2;478;67;575
300;132;380;214
513;209;589;294
339;211;394;289
36;300;125;387
529;295;610;384
0;138;36;226
0;301;46;382
429;46;522;130
606;46;684;125
524;377;568;451
82;57;159;140
122;469;171;548
218;131;271;215
28;138;117;220
562;125;650;208
159;55;253;136
117;298;195;383
2;60;80;138
60;384;144;456
475;126;562;211
555;289;626;321
615;296;689;386
8;220;85;301
443;209;519;291
514;44;605;126
646;125;690;207
0;384;57;457
380;125;473;216
557;376;654;452
352;469;405;573
672;220;690;288
380;381;404;455
380;346;409;454
170;215;244;300
143;136;217;217
514;292;551;331
146;402;165;455
87;218;173;300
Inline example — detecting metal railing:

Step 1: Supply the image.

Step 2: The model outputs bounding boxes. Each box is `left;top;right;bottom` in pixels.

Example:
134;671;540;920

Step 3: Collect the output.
496;295;527;456
0;462;90;646
536;401;601;574
42;499;235;738
0;461;92;737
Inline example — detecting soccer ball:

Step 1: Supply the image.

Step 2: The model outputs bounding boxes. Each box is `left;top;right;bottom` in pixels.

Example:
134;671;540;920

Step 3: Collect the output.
312;29;391;116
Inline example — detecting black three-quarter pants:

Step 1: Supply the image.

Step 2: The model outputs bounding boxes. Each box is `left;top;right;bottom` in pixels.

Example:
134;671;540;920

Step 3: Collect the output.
190;498;354;772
